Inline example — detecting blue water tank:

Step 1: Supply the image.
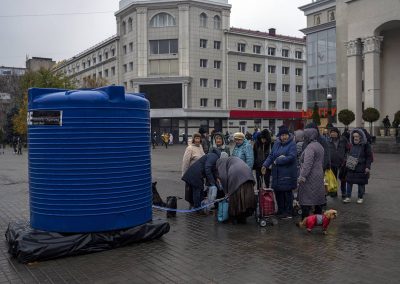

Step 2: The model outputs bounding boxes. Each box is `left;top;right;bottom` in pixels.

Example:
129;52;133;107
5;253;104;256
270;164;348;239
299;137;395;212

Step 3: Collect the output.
27;86;152;233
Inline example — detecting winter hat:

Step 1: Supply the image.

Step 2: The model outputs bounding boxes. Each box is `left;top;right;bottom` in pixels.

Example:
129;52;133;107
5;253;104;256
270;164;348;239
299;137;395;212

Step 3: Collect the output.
192;132;202;141
220;152;229;159
294;129;304;142
329;127;340;136
277;125;289;137
233;132;245;140
259;129;270;139
198;127;206;135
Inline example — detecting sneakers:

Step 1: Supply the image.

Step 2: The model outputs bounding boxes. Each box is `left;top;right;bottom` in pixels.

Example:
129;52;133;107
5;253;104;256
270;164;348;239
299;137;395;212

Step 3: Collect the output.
357;198;364;204
343;197;351;203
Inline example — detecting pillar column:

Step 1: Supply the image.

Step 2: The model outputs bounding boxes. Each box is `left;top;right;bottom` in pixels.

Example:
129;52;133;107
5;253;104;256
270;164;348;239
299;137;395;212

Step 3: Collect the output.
178;4;190;77
346;39;363;127
182;80;189;109
136;7;148;77
363;36;383;111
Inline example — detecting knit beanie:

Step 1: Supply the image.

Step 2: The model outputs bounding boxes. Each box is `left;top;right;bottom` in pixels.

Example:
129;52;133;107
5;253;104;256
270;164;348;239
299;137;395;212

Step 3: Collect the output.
277;125;289;137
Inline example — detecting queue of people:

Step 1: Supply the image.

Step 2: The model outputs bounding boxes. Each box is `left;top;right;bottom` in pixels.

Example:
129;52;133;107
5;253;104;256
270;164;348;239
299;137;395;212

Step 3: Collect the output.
179;124;374;225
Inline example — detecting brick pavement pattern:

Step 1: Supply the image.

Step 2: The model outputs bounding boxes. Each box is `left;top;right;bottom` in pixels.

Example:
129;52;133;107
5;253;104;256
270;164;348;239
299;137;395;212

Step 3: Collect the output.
0;145;400;283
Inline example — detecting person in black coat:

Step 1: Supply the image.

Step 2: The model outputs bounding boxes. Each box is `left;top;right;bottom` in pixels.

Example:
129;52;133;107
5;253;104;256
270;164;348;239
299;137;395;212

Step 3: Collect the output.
253;129;272;189
181;148;221;209
303;122;330;171
327;127;347;197
343;128;373;204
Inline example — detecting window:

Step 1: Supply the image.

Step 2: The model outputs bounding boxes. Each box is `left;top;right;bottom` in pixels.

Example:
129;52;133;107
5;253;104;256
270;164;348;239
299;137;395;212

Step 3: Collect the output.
200;98;208;107
238;43;246;52
123;45;127;55
128;18;133;31
200;78;208;87
200;13;207;28
214;41;221;49
238;62;246;71
149;39;178;54
282;66;290;75
253;82;262;90
98;71;102;78
122;21;126;35
253;45;261;54
200;59;208;68
123;64;127;73
214;99;221;107
296;102;303;110
200;39;208;48
130;80;134;88
105;69;109;77
214;79;221;88
268;47;276;56
83;62;86;69
314;14;321;25
105;52;109;59
238;81;247;89
93;73;96;79
282;102;290;110
254;100;262;109
328;10;335;22
269;101;276;109
268;65;276;73
253;64;261;72
129;62;133;71
150;13;176;27
295;68;303;76
268;83;276;91
111;66;115;75
214;60;221;69
99;54;102;62
282;84;290;92
296;85;303;93
87;60;91;67
111;49;115;56
213;15;221;29
282;49;289;57
295;51;302;59
238;99;247;108
129;42;133;52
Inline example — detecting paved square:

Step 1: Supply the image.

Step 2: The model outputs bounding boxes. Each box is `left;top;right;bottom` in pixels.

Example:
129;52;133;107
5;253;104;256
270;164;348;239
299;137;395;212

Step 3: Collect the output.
0;145;399;283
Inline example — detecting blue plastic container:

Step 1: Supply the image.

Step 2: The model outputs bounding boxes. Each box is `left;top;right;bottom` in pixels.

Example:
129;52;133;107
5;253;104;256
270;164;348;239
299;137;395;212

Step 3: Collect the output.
27;86;152;233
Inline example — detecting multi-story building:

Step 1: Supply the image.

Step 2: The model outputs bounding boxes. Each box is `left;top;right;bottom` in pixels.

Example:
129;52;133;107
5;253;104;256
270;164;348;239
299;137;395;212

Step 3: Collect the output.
55;0;306;138
299;0;336;111
301;0;400;129
26;57;56;72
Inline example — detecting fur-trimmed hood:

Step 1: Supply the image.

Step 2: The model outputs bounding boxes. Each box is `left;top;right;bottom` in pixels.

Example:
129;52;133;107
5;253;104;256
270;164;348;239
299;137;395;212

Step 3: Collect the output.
350;128;367;145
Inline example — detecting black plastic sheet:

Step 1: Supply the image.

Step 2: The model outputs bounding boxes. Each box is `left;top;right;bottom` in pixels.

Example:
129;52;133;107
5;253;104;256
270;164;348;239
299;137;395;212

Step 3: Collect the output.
5;220;170;263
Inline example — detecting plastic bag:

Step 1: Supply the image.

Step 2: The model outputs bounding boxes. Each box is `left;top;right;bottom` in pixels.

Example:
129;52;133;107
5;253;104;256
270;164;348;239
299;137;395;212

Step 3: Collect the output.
324;169;338;196
217;199;229;222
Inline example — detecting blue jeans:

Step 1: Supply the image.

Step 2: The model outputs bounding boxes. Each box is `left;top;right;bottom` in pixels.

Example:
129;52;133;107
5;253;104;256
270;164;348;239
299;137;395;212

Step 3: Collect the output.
346;183;365;199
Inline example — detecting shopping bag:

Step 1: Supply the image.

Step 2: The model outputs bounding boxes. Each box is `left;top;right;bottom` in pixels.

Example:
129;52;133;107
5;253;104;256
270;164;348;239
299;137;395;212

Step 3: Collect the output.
324;169;338;197
217;199;229;222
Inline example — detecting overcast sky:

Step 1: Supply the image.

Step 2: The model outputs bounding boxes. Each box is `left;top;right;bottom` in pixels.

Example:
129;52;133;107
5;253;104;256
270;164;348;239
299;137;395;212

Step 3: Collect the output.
0;0;310;68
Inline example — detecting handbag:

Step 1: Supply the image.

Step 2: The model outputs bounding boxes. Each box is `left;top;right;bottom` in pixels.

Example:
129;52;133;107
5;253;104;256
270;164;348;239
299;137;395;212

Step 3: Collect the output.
217;199;229;222
346;146;361;170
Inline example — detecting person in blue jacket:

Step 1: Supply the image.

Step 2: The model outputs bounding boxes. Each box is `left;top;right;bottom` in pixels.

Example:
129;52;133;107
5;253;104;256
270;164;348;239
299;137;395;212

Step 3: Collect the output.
182;148;221;209
232;132;254;169
261;125;297;219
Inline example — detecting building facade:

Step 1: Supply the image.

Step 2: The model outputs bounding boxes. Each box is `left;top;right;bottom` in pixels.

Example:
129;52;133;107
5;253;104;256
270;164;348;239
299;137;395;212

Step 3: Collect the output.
299;0;337;111
55;0;307;138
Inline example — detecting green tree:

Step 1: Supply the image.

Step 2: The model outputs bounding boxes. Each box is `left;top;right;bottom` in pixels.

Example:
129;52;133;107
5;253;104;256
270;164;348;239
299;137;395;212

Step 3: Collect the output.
338;109;355;128
82;77;108;88
392;110;400;128
13;68;76;136
362;107;380;135
311;102;321;126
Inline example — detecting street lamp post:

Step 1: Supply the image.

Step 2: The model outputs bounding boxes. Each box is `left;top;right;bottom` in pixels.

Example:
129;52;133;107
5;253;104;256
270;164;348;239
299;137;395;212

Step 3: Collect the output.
327;93;333;126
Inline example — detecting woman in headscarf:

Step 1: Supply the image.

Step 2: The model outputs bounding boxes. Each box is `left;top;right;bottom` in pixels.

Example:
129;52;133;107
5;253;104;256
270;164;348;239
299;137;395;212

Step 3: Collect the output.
253;129;272;189
209;132;231;156
232;132;254;169
297;128;326;220
343;128;373;204
216;156;256;224
262;125;297;219
182;133;205;208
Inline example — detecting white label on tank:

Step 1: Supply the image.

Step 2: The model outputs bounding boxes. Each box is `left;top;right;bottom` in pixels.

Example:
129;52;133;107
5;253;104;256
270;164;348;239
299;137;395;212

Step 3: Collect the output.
28;110;63;126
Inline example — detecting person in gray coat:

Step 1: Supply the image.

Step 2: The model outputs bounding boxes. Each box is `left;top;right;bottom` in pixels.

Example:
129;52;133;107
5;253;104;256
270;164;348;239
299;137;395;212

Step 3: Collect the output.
216;156;256;224
297;128;326;220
